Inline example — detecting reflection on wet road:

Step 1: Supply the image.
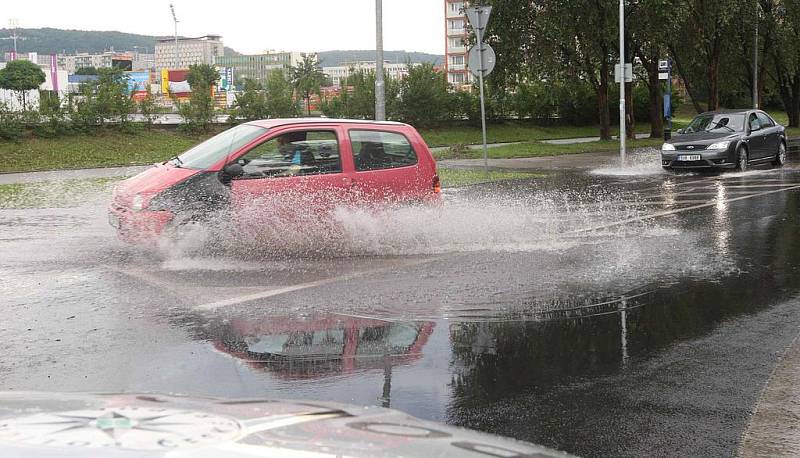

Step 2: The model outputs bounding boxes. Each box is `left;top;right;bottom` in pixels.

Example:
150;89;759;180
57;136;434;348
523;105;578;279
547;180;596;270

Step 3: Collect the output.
3;157;800;456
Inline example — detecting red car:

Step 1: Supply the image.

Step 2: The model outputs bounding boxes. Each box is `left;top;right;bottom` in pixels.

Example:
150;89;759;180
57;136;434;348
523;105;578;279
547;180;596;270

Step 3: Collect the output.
108;119;441;244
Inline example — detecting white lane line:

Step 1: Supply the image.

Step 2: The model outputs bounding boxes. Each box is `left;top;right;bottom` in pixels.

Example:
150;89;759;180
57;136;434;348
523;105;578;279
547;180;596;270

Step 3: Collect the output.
574;184;800;234
194;257;441;311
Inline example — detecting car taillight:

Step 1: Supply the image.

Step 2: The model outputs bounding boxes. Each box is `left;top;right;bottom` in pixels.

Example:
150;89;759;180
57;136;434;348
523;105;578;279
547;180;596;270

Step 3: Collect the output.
433;175;441;194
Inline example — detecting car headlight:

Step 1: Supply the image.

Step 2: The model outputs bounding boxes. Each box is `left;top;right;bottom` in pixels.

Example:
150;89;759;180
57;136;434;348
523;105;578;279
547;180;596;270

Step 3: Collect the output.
707;141;730;150
662;143;676;151
132;194;145;211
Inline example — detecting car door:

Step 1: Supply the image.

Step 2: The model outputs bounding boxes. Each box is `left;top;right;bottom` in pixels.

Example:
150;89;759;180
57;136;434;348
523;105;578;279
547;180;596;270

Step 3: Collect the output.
226;126;355;230
756;112;779;157
747;112;768;159
345;128;427;204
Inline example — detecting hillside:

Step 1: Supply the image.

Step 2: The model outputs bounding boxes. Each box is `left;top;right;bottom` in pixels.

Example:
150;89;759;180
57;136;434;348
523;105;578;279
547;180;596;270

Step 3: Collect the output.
0;28;441;66
0;28;240;56
317;50;443;67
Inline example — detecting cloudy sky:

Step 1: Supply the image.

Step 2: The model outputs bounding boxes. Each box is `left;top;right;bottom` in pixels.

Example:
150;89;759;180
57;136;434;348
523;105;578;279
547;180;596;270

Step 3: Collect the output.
2;0;446;55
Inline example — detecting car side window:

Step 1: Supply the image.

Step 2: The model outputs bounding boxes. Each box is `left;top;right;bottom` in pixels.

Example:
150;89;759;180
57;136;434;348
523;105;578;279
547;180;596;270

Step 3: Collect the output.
756;112;773;128
234;130;341;179
349;130;418;172
748;113;760;131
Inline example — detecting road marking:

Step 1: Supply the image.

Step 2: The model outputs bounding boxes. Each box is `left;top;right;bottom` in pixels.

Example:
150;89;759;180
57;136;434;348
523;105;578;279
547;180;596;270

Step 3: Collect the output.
574;184;800;234
193;256;441;311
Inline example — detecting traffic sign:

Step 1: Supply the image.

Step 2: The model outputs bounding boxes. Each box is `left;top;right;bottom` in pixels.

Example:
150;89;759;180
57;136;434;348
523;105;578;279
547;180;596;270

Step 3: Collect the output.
465;6;492;30
468;43;496;78
658;60;670;71
614;63;633;83
658;72;670;80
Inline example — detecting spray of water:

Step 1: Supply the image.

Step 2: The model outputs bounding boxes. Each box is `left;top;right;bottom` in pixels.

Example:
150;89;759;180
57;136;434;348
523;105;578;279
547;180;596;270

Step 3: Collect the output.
589;148;669;177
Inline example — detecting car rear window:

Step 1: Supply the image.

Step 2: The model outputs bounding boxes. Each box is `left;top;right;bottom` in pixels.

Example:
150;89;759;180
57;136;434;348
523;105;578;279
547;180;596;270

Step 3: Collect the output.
349;130;418;171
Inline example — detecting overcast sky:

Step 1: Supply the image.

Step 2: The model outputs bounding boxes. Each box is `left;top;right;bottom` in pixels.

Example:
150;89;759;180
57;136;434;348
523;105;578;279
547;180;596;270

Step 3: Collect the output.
2;0;445;55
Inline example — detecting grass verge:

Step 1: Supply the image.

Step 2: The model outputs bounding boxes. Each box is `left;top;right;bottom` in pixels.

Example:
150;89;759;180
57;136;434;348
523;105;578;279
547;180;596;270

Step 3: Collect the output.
419;123;651;147
0;129;211;173
438;168;544;188
0;177;121;209
434;138;664;160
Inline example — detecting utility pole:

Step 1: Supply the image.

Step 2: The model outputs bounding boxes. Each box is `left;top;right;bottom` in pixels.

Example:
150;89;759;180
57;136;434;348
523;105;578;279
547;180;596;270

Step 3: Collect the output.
618;0;626;165
169;4;179;69
375;0;385;121
2;19;25;60
753;0;759;109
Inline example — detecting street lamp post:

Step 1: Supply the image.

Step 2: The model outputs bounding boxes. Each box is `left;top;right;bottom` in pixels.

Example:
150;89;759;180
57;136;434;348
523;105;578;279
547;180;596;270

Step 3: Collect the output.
170;4;179;69
375;0;386;121
619;0;626;165
753;0;759;109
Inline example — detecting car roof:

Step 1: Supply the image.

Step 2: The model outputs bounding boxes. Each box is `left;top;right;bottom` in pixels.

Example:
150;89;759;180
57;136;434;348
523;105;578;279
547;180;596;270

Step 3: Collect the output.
244;118;410;129
696;109;759;116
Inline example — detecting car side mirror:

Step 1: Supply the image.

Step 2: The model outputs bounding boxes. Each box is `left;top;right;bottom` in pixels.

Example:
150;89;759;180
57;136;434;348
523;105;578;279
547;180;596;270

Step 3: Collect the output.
223;163;244;178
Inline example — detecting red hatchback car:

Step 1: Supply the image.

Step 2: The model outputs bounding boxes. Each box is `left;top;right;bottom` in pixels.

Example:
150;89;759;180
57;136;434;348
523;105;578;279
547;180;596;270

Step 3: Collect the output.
108;119;441;244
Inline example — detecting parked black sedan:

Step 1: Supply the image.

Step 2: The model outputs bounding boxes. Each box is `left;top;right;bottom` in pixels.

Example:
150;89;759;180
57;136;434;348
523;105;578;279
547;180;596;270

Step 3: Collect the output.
661;110;786;172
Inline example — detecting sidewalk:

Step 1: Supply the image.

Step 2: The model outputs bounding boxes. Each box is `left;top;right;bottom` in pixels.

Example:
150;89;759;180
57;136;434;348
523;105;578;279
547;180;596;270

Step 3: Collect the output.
0;165;149;185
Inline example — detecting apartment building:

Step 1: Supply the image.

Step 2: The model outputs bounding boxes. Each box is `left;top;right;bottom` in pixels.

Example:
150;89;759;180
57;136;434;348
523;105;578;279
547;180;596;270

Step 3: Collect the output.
216;51;304;84
445;0;471;89
154;35;224;70
323;61;413;86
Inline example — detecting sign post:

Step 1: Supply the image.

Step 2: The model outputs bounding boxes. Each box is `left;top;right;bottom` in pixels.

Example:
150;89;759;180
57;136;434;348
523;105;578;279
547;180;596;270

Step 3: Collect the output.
465;6;494;177
659;59;672;140
618;0;626;166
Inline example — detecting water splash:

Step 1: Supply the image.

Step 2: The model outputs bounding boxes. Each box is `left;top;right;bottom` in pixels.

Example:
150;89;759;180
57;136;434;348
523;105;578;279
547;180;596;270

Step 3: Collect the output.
589;148;668;177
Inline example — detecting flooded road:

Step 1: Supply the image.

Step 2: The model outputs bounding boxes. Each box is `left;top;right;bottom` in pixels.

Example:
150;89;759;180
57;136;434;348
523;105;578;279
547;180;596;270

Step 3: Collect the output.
3;154;800;456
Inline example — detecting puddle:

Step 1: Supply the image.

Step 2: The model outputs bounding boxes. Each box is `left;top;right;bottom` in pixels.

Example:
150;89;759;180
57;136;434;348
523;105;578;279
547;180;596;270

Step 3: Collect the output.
589;148;668;177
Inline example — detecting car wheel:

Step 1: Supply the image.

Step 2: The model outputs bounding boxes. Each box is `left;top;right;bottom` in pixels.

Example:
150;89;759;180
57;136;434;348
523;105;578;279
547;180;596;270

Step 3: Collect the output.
774;141;787;167
735;146;748;172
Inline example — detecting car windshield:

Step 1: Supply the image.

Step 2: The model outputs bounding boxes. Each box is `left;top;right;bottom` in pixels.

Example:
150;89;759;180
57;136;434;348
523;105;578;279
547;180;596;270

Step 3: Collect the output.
174;124;267;169
685;114;745;133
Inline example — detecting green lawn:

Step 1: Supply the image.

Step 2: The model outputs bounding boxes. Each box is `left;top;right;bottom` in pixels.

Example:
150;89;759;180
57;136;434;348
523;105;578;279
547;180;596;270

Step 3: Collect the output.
0;130;211;173
434;137;664;160
437;168;544;187
418;123;652;148
0;177;121;209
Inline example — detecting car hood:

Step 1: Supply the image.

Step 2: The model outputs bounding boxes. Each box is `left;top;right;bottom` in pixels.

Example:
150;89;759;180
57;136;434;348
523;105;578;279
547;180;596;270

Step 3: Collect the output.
112;163;199;207
669;131;740;144
0;391;570;457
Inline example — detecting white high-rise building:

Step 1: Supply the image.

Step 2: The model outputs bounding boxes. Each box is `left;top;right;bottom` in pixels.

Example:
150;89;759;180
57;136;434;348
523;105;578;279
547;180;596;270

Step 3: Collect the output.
154;35;224;70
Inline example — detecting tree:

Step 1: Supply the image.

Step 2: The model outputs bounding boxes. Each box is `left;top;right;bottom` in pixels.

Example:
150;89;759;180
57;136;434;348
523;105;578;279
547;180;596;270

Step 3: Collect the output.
768;0;800;127
264;69;299;118
75;66;99;75
178;64;220;132
398;63;451;126
0;60;46;110
290;54;326;116
231;78;268;121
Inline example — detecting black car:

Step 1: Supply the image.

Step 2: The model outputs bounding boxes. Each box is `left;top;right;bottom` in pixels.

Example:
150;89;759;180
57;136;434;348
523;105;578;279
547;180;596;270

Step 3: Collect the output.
661;110;787;171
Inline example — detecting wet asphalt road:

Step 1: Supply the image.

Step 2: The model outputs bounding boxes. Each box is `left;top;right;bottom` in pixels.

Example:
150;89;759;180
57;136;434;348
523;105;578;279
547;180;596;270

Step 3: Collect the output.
3;153;800;456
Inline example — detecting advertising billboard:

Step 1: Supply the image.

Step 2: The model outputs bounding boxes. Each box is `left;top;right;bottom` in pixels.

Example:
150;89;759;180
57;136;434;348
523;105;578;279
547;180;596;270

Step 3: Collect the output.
161;69;192;99
126;72;150;100
216;67;233;92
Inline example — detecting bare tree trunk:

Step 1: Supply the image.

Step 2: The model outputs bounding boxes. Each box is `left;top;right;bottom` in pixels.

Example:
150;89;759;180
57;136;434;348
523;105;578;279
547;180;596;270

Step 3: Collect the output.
647;62;664;138
707;37;722;111
598;59;611;140
625;80;635;140
668;45;704;114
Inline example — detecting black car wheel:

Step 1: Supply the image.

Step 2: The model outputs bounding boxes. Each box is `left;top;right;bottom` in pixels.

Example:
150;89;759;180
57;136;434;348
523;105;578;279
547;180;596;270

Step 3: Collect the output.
735;145;748;172
774;141;787;167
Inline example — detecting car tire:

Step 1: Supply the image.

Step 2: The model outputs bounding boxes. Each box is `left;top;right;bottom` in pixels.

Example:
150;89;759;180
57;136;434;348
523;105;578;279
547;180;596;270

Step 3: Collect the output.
735;145;748;172
774;141;787;167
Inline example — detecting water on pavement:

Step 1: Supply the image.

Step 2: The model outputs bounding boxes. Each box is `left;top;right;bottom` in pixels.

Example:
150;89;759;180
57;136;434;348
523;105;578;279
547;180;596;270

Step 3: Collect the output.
3;151;800;456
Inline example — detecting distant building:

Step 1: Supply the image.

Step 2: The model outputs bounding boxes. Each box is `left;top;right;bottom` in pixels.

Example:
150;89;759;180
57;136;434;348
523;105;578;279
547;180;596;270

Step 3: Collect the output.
215;51;304;84
323;61;414;86
58;52;136;73
0;61;68;110
154;35;224;70
445;0;472;89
